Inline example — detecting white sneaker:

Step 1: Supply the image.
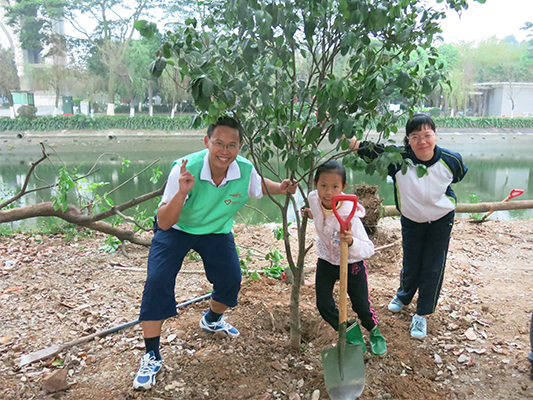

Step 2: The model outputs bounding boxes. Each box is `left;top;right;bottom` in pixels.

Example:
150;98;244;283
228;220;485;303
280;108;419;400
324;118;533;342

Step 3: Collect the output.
133;351;162;390
388;296;404;313
410;315;427;340
200;314;240;337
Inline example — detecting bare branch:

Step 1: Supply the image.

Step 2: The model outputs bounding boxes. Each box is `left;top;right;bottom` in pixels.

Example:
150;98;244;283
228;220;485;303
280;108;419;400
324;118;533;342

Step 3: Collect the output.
106;159;161;197
0;143;49;209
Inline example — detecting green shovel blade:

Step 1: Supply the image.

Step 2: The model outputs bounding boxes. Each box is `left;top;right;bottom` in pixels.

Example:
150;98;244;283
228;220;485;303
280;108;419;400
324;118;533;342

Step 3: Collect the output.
321;343;365;400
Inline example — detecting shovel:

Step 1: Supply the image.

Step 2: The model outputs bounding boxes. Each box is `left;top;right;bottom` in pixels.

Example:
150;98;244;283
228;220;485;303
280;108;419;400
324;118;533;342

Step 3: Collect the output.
321;194;365;400
15;293;212;368
481;188;524;221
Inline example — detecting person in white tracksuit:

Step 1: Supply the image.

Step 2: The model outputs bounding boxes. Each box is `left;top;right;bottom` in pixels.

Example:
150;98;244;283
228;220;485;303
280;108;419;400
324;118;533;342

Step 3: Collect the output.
349;114;467;340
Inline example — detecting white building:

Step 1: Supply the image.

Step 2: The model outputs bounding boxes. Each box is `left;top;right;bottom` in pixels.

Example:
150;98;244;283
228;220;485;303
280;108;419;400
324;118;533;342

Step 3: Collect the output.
473;82;533;118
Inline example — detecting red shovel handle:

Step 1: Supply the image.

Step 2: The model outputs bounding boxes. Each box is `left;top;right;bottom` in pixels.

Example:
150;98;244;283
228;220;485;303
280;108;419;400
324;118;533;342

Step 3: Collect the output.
507;189;524;200
332;194;358;233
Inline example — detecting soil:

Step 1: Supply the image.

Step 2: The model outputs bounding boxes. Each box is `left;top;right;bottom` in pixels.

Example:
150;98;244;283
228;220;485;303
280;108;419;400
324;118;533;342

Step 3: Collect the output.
1;216;533;400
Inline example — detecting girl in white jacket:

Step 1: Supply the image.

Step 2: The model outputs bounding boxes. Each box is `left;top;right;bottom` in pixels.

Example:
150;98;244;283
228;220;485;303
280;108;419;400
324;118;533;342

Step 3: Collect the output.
303;160;387;356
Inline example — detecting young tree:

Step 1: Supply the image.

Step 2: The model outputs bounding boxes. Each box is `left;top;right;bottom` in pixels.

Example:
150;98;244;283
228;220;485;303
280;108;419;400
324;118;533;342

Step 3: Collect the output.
140;0;483;348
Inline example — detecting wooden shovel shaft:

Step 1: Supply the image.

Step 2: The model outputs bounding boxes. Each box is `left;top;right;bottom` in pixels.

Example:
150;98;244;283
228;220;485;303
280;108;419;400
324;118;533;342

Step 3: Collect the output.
482;189;524;220
337;240;349;380
339;241;349;325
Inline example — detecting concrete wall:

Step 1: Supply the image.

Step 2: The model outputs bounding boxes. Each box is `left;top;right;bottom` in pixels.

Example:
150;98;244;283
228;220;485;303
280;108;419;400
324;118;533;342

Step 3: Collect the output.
500;85;533;117
485;84;533;117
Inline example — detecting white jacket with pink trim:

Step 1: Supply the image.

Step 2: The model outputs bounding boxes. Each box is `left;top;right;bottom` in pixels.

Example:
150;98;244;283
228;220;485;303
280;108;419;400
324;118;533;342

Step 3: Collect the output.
308;190;375;265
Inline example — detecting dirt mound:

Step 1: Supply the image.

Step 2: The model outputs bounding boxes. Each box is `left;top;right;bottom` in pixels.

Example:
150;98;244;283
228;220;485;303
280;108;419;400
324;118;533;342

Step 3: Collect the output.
353;183;383;235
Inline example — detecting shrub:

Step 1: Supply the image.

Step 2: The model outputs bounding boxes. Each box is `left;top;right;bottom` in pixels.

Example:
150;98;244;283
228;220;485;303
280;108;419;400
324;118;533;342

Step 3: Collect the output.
17;105;38;120
429;107;441;117
0;114;202;131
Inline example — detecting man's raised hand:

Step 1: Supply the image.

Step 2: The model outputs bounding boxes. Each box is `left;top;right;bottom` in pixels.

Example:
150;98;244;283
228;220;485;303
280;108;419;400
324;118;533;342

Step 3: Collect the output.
178;159;195;194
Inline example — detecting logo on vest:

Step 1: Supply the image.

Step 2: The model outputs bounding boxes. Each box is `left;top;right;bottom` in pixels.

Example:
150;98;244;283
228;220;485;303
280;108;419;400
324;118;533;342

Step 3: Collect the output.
225;192;242;205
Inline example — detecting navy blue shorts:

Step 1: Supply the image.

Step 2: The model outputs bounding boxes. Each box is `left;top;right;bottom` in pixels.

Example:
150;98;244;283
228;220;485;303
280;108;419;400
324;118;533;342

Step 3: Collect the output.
139;222;241;321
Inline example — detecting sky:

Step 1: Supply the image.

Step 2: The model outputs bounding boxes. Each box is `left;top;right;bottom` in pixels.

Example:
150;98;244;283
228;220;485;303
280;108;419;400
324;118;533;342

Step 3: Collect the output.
63;0;533;44
434;0;533;43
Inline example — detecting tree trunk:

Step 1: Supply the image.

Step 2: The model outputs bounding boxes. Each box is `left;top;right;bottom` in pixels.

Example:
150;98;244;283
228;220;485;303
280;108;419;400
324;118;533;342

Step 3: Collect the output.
148;81;153;117
289;268;302;349
54;86;61;116
107;74;116;116
0;202;153;246
383;199;533;217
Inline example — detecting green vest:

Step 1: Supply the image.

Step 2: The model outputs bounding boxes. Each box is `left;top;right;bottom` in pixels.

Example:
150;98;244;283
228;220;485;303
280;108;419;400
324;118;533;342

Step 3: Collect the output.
171;149;253;234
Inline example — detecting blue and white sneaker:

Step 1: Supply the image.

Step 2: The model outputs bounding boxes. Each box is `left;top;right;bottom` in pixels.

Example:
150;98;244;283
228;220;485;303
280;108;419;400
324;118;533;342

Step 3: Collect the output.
388;296;404;313
200;314;240;337
133;351;162;390
410;315;427;340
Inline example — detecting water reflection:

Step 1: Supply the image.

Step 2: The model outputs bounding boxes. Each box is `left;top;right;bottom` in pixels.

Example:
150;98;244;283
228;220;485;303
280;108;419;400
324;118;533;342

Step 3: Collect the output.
1;132;532;228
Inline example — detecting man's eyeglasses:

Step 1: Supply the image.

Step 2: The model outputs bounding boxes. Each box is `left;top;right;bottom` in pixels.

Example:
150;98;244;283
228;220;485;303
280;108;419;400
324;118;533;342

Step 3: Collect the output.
210;139;240;151
408;133;436;143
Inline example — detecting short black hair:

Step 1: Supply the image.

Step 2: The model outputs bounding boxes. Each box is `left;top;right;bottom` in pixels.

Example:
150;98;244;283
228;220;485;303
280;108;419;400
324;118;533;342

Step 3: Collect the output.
207;116;244;142
404;114;436;146
314;160;346;185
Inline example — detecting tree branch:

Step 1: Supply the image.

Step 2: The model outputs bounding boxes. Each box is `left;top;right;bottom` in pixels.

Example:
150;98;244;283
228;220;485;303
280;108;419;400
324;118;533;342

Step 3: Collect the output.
0;143;49;209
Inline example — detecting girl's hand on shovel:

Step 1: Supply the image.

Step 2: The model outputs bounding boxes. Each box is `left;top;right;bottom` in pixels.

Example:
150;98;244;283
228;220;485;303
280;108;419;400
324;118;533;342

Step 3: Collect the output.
339;224;354;247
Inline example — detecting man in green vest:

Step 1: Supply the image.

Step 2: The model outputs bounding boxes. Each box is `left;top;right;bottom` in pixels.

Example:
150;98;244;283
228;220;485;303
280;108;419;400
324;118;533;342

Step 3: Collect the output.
133;116;297;390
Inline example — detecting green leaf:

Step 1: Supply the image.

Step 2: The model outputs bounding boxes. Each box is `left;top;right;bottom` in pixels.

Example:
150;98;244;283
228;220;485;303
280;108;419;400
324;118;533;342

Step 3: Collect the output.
304;21;316;43
185;17;197;27
201;78;214;97
149;60;163;78
272;131;286;149
221;90;236;107
134;20;157;39
396;71;410;88
305;126;322;145
51;358;63;366
250;270;261;281
416;164;428;177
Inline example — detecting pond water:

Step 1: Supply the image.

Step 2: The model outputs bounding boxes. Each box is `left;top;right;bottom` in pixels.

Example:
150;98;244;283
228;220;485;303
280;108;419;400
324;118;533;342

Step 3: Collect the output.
1;130;532;229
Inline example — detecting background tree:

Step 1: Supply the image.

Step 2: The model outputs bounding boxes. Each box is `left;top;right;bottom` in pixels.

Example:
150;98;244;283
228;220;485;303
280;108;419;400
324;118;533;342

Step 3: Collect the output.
118;37;161;115
61;0;161;115
141;0;484;348
4;0;66;63
27;32;71;115
158;64;191;116
0;45;21;117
